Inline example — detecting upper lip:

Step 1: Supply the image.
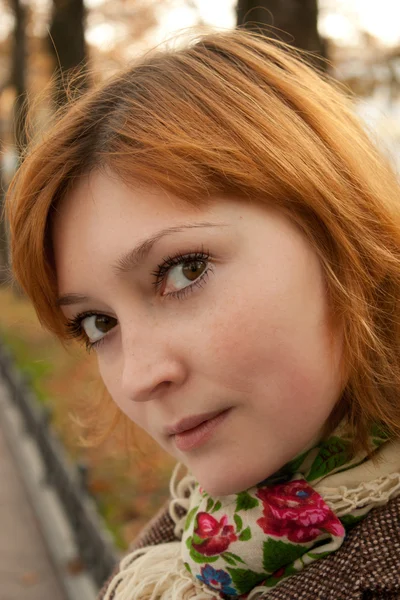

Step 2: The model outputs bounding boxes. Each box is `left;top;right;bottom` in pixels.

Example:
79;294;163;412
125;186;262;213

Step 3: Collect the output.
165;408;228;436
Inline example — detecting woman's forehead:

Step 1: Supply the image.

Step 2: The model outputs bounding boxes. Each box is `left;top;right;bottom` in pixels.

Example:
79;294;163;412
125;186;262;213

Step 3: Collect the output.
52;168;270;238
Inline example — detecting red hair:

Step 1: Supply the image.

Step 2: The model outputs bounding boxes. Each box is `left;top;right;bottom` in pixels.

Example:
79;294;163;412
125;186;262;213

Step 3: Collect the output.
6;29;400;449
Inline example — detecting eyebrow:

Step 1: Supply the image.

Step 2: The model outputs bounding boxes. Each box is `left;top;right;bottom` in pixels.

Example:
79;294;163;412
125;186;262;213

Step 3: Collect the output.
56;293;92;307
113;221;224;274
56;221;224;308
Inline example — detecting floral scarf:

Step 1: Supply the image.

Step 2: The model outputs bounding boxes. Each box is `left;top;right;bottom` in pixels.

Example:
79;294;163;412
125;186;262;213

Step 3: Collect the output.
104;426;400;600
181;426;384;597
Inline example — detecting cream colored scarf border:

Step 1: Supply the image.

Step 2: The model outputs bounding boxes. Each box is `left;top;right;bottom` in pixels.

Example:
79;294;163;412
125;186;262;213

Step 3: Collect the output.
103;440;400;600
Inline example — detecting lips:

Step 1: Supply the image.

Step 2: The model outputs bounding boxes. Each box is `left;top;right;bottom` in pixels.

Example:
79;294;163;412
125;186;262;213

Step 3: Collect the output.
167;408;231;452
165;409;228;436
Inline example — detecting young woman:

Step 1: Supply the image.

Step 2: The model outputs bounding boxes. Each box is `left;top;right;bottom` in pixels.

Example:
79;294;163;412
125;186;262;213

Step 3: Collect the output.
6;29;400;599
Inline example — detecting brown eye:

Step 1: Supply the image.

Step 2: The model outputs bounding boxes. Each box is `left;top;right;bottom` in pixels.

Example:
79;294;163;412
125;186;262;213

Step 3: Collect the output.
161;253;210;296
82;314;117;342
182;260;207;281
94;315;116;333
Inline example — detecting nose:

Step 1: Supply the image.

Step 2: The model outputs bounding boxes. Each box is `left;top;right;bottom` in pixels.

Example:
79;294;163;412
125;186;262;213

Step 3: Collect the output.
120;332;187;403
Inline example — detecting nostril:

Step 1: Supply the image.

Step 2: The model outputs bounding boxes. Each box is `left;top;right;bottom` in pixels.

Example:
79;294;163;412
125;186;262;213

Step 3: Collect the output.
152;380;173;398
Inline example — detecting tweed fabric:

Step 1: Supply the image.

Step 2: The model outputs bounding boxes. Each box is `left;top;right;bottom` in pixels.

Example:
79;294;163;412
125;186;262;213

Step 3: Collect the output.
98;501;179;600
98;494;400;600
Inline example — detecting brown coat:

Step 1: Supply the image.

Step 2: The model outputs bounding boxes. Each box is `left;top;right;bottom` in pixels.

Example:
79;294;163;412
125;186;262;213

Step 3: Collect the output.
99;494;400;599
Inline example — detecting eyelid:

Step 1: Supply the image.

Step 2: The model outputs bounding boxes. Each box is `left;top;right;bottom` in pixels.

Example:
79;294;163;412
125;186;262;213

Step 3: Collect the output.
65;310;118;350
162;265;213;300
151;247;211;284
157;249;214;301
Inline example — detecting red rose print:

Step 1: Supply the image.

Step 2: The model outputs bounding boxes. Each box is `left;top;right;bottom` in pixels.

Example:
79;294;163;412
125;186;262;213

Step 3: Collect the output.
256;480;345;543
192;512;238;556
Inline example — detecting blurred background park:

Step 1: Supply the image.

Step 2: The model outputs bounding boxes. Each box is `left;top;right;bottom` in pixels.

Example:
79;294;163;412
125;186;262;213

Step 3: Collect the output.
0;0;399;561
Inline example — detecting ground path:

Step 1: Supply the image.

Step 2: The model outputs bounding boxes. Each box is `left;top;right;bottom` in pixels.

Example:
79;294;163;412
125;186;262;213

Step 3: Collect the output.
0;399;66;600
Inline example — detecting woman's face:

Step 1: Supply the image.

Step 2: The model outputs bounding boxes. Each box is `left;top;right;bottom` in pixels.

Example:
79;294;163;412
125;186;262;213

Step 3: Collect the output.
53;169;344;495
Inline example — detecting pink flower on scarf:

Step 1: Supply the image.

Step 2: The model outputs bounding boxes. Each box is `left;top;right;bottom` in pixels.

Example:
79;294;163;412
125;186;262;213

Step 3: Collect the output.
256;480;344;543
192;512;238;555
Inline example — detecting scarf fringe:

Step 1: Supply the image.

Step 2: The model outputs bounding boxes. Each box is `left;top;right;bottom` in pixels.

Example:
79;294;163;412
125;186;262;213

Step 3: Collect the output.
320;472;400;516
103;543;215;600
168;462;197;539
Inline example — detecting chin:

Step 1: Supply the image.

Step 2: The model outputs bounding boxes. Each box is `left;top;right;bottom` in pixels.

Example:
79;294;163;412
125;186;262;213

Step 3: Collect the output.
200;480;241;497
191;455;285;497
196;470;263;497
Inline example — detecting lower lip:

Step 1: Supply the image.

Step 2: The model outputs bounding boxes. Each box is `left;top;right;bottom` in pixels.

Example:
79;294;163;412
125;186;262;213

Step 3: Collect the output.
173;409;231;452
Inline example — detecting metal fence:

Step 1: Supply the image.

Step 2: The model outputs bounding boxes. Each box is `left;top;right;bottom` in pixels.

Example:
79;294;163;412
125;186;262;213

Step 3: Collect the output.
0;341;120;589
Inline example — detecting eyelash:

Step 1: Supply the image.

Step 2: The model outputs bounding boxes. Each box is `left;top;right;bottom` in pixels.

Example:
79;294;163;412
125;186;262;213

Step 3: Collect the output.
65;247;213;352
151;247;212;297
65;310;107;353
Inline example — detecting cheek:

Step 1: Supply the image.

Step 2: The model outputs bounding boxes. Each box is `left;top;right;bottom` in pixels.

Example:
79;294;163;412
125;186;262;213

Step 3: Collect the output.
203;263;295;379
97;356;148;427
97;354;118;402
205;296;277;392
204;272;341;410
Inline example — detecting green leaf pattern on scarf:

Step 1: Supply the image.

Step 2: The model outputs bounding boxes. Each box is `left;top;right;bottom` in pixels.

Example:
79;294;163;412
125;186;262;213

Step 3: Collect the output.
307;437;353;481
236;491;259;511
234;514;243;532
262;539;305;573
227;567;266;595
184;506;198;532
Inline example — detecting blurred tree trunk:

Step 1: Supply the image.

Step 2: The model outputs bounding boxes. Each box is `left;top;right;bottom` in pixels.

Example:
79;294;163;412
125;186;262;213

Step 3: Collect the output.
48;0;88;107
236;0;327;67
0;0;29;285
10;0;28;154
0;147;9;285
